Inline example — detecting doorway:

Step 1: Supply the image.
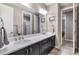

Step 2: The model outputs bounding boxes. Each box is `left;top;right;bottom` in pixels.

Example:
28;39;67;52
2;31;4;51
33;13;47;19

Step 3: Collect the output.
61;7;74;54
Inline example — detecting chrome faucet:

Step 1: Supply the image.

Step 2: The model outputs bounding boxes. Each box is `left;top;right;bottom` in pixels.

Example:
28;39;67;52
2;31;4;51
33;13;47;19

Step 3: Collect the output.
14;34;24;41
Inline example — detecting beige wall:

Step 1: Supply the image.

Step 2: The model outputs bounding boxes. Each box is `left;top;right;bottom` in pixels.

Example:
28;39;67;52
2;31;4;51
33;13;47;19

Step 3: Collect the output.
47;3;61;49
13;7;22;34
58;4;61;48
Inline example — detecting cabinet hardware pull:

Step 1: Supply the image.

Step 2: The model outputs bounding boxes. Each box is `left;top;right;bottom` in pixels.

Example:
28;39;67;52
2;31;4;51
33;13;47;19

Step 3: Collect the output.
30;47;32;54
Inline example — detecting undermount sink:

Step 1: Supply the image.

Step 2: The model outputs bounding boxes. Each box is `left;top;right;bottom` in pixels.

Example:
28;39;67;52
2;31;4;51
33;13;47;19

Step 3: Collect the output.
14;39;31;45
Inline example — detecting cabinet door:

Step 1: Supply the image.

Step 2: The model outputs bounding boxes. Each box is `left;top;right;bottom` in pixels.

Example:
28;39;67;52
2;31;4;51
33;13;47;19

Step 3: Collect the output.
40;39;51;55
29;43;40;55
25;48;29;55
9;48;28;55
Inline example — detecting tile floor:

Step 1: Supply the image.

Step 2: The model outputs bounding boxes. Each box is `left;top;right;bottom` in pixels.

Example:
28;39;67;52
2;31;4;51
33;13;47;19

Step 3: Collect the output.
49;40;75;55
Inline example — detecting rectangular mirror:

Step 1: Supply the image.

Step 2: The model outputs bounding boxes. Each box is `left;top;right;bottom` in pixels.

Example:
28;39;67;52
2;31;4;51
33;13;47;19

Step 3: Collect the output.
0;4;39;38
22;11;39;35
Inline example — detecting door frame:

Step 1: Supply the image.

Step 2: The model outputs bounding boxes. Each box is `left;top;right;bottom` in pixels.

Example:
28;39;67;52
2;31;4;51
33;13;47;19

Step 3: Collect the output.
73;3;77;53
61;4;76;53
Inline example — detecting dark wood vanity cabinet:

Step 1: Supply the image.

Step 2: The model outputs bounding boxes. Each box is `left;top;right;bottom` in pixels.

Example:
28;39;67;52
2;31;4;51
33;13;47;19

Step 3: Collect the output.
28;43;40;55
28;36;55;55
9;36;55;55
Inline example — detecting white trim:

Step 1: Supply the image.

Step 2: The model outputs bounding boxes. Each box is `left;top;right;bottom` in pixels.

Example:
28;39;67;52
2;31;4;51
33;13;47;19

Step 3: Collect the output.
65;39;73;42
61;11;63;46
73;3;76;53
64;14;66;41
61;6;73;11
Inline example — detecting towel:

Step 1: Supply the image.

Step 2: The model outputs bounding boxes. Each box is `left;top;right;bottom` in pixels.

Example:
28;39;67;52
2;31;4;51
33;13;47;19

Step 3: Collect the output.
0;30;4;48
0;27;9;48
3;27;9;45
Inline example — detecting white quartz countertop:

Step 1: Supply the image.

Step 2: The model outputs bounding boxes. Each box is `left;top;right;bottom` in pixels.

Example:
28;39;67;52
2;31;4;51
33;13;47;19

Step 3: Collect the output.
0;32;55;55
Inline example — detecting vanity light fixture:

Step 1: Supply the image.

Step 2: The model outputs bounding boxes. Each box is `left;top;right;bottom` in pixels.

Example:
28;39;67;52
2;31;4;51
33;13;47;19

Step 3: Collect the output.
39;8;48;15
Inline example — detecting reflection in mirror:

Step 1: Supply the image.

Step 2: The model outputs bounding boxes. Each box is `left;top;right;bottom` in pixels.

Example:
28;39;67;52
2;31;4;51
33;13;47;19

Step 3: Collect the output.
0;4;13;38
0;4;40;39
23;13;31;35
23;12;32;35
22;12;39;35
13;25;19;36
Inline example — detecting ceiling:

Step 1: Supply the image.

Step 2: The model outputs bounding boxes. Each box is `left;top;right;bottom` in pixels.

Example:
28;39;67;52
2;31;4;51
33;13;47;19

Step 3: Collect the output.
59;3;73;8
44;3;54;6
29;3;73;10
29;3;46;10
9;3;73;14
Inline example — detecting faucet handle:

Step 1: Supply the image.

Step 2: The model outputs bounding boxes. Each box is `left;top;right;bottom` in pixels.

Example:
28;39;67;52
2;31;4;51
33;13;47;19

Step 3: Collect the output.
14;37;17;41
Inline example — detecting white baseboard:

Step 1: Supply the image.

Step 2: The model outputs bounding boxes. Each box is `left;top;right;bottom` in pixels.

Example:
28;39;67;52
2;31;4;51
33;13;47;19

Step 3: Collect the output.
65;39;73;42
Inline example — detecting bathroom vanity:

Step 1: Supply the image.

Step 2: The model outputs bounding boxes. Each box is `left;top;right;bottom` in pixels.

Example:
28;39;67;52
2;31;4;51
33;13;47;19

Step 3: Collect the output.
0;32;55;55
